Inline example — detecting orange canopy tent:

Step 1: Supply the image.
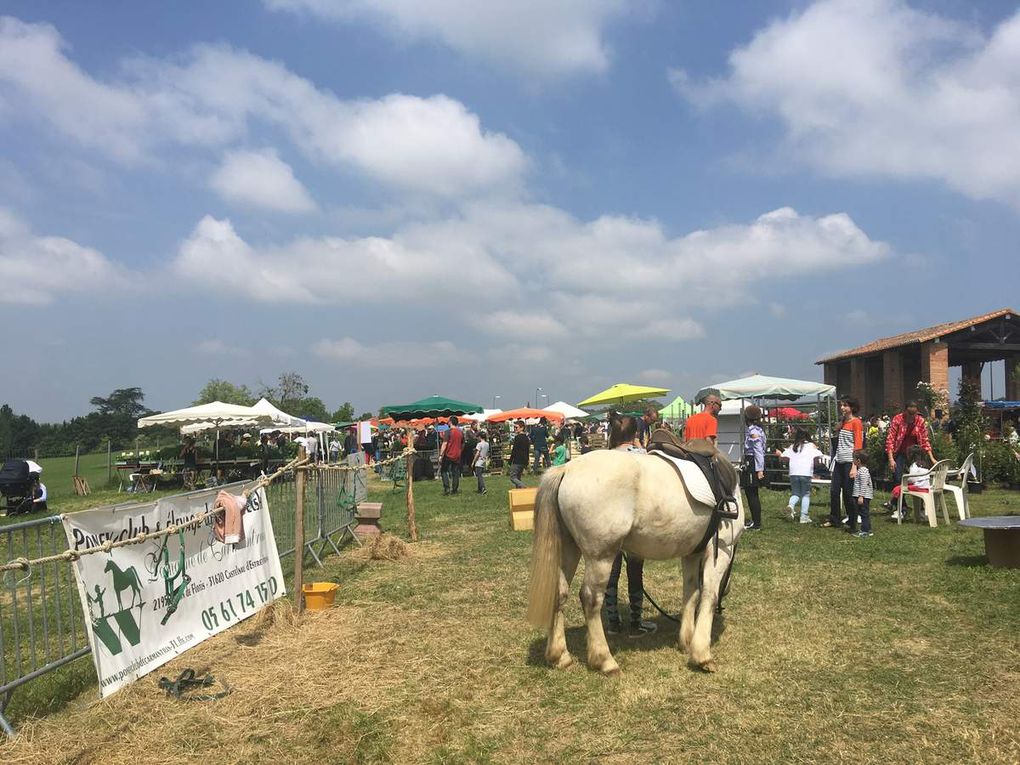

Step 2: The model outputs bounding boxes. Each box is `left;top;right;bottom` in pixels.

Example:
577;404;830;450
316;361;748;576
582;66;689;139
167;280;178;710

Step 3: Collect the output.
486;407;565;423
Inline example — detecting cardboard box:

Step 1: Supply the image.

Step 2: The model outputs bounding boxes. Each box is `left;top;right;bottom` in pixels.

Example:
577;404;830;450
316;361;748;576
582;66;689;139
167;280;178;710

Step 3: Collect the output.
508;487;538;531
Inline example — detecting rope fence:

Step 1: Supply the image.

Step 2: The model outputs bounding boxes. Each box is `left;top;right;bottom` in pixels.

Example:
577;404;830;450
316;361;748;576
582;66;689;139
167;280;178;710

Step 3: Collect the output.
0;455;310;576
1;446;420;576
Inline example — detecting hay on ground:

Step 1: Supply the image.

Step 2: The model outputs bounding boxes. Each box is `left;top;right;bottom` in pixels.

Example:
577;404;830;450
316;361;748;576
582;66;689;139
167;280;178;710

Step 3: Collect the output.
354;533;410;561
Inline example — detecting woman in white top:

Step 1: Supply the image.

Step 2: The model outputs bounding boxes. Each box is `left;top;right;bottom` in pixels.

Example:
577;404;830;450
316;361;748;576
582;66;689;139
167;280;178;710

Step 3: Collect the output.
775;428;826;524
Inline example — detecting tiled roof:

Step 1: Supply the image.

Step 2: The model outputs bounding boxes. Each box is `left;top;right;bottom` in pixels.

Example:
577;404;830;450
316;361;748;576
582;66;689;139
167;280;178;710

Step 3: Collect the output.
816;308;1017;364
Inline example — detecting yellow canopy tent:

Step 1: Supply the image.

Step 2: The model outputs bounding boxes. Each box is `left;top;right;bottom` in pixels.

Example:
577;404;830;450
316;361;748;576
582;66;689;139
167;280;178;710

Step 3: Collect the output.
577;383;670;408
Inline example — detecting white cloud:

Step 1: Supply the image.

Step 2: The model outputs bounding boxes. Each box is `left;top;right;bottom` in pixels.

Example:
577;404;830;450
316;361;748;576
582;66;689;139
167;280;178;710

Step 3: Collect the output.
0;208;122;304
210;149;317;213
312;337;460;367
634;318;705;341
481;311;568;340
264;0;631;77
172;215;515;304
0;18;526;197
638;368;671;383
487;343;553;364
673;0;1020;208
768;302;787;318
196;339;249;356
169;203;888;354
0;17;150;161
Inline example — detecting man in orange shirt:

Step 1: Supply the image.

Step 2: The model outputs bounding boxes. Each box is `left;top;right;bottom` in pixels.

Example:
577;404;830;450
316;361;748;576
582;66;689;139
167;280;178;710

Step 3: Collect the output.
684;394;721;444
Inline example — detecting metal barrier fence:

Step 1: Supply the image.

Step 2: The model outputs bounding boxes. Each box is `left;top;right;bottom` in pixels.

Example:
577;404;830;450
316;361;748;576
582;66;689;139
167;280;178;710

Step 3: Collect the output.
0;466;361;737
0;515;90;736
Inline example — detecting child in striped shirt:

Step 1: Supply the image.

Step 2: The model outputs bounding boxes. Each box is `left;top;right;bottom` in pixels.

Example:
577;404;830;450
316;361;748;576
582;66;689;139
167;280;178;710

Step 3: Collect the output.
850;449;874;537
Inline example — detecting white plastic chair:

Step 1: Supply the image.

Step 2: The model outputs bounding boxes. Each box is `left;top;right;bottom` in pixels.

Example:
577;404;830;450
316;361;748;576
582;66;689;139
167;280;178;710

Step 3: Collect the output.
943;452;974;521
896;459;952;527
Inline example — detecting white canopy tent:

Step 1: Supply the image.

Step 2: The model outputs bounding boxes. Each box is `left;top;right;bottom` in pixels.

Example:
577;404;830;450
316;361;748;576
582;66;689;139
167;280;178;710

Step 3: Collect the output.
692;375;837;462
462;408;503;422
694;374;835;403
259;420;337;458
543;401;589;419
180;419;261;435
138;401;275;429
138;401;278;464
251;397;305;428
260;421;336;435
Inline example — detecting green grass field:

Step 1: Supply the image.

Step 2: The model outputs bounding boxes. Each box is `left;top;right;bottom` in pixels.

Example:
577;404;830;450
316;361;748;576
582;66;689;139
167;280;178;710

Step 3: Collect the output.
2;471;1018;763
1;452;181;528
34;451;117;500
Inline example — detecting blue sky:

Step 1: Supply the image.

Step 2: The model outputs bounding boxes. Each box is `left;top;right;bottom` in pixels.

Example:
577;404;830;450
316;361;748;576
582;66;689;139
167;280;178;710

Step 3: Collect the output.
1;0;1018;420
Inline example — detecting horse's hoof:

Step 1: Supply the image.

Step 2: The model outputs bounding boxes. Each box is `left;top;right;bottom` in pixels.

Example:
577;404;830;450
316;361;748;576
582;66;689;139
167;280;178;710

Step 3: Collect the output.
603;666;622;678
695;659;718;673
550;652;574;670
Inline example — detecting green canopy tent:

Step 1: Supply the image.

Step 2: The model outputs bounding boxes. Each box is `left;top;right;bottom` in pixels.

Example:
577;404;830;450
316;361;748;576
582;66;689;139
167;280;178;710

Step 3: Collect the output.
659;395;695;420
380;395;484;421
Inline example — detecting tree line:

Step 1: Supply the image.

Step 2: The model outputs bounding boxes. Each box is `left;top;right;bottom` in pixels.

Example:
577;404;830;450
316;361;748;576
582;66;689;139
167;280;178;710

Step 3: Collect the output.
1;372;370;458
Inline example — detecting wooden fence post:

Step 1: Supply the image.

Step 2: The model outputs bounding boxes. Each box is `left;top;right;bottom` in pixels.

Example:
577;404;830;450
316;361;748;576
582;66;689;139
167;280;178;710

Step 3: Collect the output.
294;446;306;614
405;428;417;542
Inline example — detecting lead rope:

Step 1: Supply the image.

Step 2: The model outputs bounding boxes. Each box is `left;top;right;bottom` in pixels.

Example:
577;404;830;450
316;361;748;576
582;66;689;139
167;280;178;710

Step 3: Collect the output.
158;668;231;701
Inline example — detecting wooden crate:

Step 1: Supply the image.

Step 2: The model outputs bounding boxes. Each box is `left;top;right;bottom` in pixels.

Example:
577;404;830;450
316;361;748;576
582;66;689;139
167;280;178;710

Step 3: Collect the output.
508;487;538;531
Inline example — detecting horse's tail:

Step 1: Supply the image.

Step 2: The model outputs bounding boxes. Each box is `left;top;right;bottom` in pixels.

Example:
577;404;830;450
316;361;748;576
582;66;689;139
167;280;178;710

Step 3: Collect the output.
526;466;567;630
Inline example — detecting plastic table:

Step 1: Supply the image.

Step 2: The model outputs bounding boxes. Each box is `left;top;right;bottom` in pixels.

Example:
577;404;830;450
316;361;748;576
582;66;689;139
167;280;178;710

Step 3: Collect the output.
958;516;1020;569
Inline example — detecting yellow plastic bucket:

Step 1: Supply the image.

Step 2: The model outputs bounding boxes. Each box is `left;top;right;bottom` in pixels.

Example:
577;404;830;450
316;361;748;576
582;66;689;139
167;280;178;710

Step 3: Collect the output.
302;582;339;611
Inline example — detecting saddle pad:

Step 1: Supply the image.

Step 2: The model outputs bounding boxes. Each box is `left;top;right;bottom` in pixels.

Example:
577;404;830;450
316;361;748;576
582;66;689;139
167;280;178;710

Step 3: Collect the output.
652;452;717;508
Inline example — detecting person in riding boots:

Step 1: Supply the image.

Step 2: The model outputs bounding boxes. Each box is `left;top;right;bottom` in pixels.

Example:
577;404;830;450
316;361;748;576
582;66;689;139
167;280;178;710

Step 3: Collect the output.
603;413;657;637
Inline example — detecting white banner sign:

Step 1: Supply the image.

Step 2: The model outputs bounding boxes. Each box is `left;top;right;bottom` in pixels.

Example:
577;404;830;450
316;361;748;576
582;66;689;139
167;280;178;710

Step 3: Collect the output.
62;485;286;697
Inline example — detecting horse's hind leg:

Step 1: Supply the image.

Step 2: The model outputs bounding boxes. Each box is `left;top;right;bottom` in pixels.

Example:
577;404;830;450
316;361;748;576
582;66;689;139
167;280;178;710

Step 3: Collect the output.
546;535;580;670
689;545;732;672
679;552;700;653
578;556;620;676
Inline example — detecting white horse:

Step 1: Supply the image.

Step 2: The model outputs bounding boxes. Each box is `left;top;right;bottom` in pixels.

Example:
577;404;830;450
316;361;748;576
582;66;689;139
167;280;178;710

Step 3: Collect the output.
526;445;743;675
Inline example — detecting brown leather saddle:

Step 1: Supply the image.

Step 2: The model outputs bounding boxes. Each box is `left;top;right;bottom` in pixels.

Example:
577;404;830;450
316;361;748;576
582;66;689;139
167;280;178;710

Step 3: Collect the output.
646;429;737;498
646;428;740;555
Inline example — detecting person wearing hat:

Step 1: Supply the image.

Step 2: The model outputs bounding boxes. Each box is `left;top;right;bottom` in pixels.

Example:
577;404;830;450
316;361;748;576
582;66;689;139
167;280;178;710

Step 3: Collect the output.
742;405;766;530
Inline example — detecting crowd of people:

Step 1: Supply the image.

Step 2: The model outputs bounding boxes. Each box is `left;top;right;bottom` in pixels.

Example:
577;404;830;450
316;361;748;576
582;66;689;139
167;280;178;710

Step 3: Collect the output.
333;395;978;541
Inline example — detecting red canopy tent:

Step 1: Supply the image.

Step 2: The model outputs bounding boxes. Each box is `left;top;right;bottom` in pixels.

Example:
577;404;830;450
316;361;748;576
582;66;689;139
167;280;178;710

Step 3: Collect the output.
769;407;811;421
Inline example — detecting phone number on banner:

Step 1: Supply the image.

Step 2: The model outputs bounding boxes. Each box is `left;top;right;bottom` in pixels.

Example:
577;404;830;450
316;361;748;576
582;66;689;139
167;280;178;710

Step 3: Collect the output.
200;576;280;631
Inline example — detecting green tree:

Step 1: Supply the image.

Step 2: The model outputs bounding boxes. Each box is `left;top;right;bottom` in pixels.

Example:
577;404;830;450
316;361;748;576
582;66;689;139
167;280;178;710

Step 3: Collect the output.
261;372;309;412
954;377;988;475
0;404;40;457
332;402;355;422
293;397;330;422
89;387;149;419
193;379;256;406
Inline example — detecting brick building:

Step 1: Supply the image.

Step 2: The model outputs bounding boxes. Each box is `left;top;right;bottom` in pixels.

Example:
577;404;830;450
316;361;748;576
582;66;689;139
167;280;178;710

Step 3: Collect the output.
816;308;1020;413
